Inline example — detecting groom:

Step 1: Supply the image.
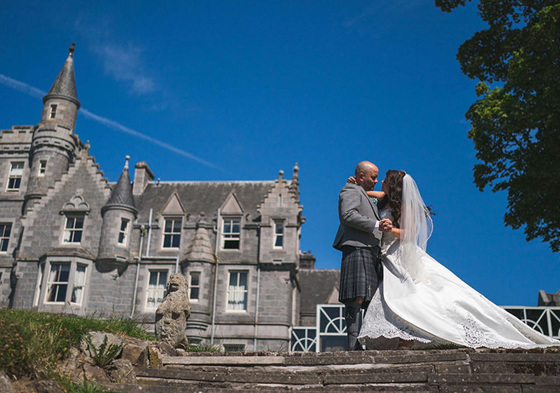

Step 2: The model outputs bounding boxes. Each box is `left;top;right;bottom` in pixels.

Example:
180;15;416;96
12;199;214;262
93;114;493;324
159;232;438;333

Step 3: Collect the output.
333;161;392;350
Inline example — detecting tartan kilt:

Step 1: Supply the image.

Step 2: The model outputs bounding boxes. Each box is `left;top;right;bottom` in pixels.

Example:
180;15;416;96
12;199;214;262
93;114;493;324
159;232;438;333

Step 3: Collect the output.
339;246;382;306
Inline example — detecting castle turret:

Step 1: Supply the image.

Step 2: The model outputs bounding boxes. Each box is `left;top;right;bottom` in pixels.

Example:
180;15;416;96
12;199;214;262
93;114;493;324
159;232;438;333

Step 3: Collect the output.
182;213;216;338
98;156;137;269
25;44;81;212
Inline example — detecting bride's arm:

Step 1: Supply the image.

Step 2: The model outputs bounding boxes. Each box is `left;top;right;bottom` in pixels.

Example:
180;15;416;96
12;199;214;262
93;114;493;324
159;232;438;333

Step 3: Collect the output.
390;227;402;239
347;176;385;199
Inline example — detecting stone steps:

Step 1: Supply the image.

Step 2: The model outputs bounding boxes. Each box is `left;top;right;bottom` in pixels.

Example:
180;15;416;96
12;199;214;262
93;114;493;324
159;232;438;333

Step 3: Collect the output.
106;348;560;392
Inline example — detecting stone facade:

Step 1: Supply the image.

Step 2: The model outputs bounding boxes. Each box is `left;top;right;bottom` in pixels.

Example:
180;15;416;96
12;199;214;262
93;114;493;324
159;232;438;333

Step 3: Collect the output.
0;45;338;351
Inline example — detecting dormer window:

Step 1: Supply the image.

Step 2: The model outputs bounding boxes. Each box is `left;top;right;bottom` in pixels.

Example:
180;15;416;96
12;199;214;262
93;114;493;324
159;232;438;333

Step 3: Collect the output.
162;217;182;248
221;217;241;250
50;104;57;119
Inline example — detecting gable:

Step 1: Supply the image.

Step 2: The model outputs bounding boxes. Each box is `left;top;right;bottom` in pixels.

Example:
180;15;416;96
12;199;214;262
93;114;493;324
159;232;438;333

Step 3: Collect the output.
220;192;244;215
162;193;186;215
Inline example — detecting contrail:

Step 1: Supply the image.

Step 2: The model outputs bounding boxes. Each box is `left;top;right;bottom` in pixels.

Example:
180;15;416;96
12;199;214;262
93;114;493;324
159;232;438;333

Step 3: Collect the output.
0;73;222;171
80;109;221;170
0;74;46;98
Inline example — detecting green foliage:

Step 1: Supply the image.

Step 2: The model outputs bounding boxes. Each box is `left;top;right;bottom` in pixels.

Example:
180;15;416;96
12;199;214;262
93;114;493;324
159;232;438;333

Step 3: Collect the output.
0;309;153;379
187;343;222;353
84;335;123;369
58;378;110;393
437;1;560;252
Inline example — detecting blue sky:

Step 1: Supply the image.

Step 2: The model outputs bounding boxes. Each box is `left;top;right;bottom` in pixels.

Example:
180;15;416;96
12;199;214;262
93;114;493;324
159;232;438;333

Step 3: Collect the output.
1;1;558;306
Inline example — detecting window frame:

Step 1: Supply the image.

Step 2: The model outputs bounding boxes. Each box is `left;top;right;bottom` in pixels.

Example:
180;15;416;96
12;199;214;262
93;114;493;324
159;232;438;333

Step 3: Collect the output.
118;218;130;246
221;216;242;250
37;258;91;309
145;269;169;310
62;214;85;244
38;160;47;177
49;104;57;119
0;223;12;253
161;216;182;249
226;270;249;312
273;219;285;249
189;271;201;302
6;162;24;191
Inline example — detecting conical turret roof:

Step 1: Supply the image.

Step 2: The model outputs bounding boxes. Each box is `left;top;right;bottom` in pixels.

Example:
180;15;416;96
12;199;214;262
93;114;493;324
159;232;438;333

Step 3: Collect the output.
104;156;136;213
43;43;80;108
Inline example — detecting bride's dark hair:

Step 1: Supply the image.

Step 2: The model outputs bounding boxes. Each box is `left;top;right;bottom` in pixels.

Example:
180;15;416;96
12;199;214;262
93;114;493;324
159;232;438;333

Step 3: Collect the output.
378;169;406;228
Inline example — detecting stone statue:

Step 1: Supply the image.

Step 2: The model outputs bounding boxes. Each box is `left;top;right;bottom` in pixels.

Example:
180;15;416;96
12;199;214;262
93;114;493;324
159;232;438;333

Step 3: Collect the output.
155;273;191;349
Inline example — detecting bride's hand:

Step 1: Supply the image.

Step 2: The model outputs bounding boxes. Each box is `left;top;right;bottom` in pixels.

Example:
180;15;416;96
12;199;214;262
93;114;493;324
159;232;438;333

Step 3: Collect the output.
348;176;356;184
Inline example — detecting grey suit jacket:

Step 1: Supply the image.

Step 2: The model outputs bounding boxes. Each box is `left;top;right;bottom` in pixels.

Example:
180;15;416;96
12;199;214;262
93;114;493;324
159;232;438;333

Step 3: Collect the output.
332;183;381;250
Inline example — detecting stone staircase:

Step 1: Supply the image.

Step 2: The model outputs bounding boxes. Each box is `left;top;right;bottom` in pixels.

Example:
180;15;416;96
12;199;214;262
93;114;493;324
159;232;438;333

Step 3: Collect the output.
108;348;560;392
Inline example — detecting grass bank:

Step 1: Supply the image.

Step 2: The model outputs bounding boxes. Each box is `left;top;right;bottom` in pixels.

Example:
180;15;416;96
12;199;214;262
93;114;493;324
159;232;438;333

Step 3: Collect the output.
0;308;153;390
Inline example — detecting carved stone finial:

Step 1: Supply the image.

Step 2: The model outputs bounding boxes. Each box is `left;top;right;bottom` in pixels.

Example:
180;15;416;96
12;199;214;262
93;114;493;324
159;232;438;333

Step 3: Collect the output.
69;43;75;57
124;155;130;170
279;170;284;180
293;163;299;178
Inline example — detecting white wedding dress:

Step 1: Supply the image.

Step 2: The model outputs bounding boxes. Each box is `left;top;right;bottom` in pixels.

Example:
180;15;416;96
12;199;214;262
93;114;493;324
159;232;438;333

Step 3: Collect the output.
358;208;560;350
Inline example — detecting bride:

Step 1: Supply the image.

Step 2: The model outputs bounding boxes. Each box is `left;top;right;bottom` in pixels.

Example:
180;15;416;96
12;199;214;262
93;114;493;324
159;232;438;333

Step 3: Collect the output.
357;170;560;349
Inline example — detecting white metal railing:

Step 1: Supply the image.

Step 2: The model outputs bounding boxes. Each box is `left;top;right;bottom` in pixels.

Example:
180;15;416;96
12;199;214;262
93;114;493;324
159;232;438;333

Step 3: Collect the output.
290;326;317;353
289;305;560;353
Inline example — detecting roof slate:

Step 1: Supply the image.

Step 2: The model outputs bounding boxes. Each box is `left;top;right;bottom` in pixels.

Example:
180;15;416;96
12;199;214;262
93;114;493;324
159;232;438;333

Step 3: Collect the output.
298;269;340;314
106;166;135;209
44;51;79;104
134;181;277;223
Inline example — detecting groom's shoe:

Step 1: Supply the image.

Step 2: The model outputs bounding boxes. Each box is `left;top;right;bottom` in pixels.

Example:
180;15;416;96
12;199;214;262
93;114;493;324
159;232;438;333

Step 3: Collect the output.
345;301;362;351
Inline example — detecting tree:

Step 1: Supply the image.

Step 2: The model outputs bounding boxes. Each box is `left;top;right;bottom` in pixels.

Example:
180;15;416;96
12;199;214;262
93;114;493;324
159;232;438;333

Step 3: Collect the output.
436;1;560;252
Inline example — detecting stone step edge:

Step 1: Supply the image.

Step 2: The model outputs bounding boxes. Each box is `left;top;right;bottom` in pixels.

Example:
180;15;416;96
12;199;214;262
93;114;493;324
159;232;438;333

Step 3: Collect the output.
161;352;470;366
163;355;286;366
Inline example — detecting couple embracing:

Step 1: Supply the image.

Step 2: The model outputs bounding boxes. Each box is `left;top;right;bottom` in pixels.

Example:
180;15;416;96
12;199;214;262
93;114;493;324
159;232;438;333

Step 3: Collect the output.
334;161;559;351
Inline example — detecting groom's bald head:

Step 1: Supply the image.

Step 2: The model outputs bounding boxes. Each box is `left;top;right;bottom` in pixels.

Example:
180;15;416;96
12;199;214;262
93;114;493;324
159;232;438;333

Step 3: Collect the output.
355;161;379;191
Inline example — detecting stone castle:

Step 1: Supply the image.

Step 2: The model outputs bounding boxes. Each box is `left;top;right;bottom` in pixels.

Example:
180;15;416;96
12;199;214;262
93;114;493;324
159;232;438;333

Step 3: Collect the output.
0;45;339;351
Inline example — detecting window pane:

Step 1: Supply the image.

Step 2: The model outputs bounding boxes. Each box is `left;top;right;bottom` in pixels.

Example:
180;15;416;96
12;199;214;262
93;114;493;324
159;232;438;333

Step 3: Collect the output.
158;272;168;286
232;222;240;232
58;264;70;282
64;216;84;244
0;223;11;252
74;217;84;229
227;271;248;311
239;272;247;288
71;265;87;305
163;218;182;248
46;263;70;303
147;271;168;309
229;272;238;286
222;218;241;250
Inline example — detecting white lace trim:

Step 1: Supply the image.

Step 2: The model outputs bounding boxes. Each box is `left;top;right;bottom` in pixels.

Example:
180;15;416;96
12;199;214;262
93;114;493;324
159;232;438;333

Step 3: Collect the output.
358;284;433;344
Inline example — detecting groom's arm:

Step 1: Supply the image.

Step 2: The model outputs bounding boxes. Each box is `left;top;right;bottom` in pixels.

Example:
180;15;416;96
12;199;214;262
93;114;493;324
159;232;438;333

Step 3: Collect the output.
339;186;379;233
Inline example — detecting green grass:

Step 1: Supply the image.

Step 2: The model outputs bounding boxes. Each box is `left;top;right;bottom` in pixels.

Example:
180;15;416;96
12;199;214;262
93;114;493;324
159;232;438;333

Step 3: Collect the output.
0;308;153;379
